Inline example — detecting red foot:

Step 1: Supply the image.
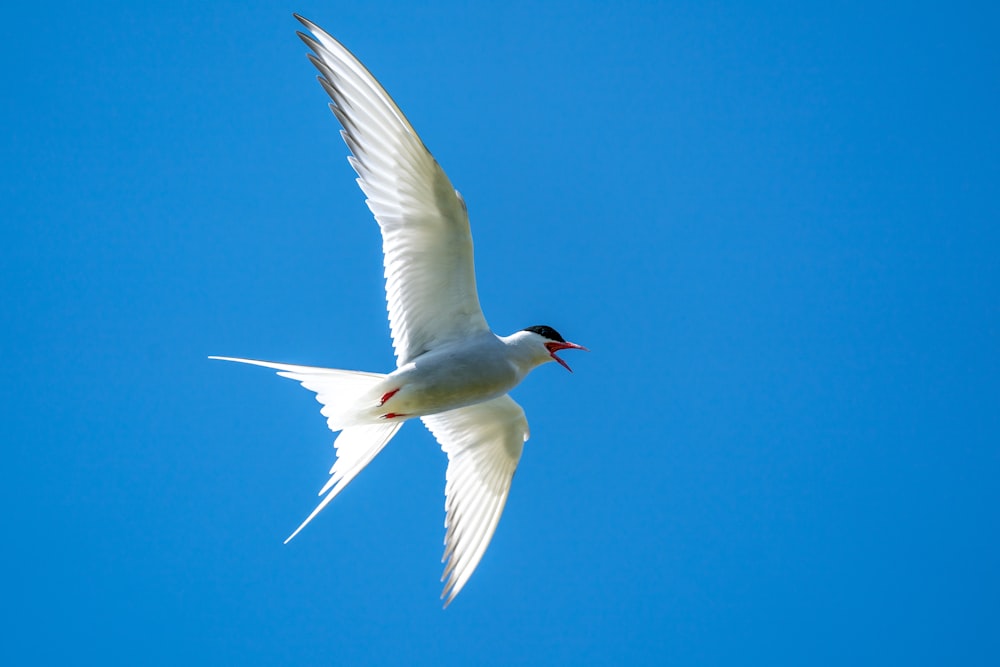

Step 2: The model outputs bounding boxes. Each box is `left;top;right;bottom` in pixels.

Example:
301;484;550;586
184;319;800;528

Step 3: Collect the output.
380;412;407;420
378;388;400;407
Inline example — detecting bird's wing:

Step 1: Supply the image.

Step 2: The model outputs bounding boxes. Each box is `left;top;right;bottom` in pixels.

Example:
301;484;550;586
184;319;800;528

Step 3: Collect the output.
420;395;529;606
296;15;490;366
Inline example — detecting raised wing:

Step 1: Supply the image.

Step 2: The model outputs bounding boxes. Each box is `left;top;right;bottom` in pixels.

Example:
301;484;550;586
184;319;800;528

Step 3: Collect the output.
296;15;490;365
421;395;529;606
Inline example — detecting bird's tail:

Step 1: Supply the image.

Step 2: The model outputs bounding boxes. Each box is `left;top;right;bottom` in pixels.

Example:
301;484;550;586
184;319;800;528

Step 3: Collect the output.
210;356;404;541
209;355;386;431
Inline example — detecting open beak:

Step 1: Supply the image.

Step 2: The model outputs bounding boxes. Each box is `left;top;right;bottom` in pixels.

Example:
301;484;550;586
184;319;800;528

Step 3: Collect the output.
544;341;589;373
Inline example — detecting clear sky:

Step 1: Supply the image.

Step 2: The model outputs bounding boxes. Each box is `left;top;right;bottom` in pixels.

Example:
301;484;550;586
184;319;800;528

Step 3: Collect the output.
2;1;997;665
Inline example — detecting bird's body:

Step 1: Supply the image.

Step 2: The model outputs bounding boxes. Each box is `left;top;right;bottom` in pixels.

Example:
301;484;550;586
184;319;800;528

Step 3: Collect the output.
377;331;523;419
213;15;584;606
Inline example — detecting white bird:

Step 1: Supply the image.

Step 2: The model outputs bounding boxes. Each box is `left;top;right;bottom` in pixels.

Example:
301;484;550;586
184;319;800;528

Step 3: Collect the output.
212;14;586;606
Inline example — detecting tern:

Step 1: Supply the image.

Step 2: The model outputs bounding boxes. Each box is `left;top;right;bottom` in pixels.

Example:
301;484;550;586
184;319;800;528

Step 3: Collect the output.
212;14;586;606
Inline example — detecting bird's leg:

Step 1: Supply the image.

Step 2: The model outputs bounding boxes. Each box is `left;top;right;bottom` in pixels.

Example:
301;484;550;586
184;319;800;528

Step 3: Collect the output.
378;388;407;418
378;388;400;407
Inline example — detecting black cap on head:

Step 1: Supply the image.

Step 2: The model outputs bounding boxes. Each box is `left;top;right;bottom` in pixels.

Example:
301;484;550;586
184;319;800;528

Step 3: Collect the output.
523;325;565;342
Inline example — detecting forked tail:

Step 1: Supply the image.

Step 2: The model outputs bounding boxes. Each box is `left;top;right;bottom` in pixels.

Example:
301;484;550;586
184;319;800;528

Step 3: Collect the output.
210;356;404;541
210;355;387;431
285;420;402;542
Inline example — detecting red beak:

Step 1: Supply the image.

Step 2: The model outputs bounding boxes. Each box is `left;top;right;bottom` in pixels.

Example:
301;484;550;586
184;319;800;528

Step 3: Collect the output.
544;341;589;372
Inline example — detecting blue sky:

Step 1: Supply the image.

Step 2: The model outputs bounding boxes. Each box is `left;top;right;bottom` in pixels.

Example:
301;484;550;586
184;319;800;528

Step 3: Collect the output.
2;1;997;664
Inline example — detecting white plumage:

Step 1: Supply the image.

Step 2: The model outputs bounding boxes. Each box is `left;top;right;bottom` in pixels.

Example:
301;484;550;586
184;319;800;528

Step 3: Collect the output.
212;14;585;606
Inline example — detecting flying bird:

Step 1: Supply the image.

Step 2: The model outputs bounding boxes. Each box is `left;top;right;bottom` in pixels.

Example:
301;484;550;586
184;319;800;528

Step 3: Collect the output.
212;14;586;606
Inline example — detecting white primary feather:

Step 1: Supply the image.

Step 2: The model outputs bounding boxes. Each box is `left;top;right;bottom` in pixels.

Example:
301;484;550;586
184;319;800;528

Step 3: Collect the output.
296;15;490;366
421;395;529;606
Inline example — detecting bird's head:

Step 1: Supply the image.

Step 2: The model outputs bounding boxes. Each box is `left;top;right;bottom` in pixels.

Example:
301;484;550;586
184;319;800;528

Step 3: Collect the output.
521;325;588;372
